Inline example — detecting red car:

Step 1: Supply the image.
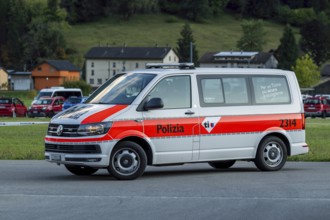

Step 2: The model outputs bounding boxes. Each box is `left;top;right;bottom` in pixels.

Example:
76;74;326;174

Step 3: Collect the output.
304;97;330;118
0;97;28;117
28;96;64;118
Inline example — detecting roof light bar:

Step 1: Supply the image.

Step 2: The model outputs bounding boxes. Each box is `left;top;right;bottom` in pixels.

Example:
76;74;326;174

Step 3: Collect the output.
146;63;195;70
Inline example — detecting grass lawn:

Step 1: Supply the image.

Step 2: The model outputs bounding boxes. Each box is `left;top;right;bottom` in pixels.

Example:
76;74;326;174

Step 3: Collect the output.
0;117;329;161
64;13;299;66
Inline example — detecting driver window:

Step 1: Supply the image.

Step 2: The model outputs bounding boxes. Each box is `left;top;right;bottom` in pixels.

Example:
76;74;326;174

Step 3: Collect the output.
148;75;191;109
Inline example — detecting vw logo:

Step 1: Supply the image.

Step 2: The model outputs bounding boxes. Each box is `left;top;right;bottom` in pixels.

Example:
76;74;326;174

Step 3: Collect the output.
56;125;63;136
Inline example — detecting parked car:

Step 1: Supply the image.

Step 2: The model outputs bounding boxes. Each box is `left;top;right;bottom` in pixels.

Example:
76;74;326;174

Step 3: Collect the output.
32;87;82;105
28;96;64;118
304;96;330;118
301;94;312;100
62;96;88;110
315;94;330;99
0;97;28;117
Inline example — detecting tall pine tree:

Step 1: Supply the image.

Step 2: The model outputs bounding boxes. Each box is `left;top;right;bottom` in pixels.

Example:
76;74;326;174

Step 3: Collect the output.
175;23;199;65
276;25;298;70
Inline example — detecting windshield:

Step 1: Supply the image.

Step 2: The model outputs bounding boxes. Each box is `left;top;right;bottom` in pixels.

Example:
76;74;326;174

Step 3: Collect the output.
304;99;321;104
67;97;81;104
35;99;52;105
88;73;156;105
37;92;52;99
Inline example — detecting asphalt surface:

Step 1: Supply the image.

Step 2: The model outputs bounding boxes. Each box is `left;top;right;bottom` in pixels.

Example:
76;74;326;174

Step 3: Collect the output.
0;160;329;220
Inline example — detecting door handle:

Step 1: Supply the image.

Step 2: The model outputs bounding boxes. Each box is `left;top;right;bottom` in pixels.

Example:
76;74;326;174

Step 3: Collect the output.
185;111;195;115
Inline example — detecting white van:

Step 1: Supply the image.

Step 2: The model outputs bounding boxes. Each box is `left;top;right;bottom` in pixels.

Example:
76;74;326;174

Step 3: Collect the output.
33;87;82;104
45;64;308;180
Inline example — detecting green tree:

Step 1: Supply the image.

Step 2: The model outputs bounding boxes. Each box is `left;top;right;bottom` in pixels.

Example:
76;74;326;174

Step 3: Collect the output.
300;19;330;66
276;25;298;70
22;1;69;70
61;80;92;96
236;20;266;51
179;0;211;21
175;23;199;65
208;0;230;16
6;0;30;69
292;54;320;88
243;0;279;19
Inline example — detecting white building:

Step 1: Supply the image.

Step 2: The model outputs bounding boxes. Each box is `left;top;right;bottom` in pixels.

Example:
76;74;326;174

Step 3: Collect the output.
85;46;178;88
199;51;278;69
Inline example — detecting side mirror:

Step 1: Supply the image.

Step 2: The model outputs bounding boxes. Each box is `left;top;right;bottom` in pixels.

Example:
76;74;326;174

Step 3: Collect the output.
144;98;164;110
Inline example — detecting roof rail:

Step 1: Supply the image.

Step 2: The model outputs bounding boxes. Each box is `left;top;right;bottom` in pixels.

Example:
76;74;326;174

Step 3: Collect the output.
146;63;195;70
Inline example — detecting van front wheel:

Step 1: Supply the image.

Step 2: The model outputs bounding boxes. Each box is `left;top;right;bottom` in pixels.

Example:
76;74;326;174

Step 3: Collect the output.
108;141;147;180
254;136;287;171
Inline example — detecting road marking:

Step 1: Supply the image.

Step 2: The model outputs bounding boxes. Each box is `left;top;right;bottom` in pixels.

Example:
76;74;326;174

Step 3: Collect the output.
1;194;330;201
0;122;49;126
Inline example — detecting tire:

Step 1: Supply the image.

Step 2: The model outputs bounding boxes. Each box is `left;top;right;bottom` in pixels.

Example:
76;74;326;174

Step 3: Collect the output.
65;165;98;176
254;136;287;171
208;160;236;169
322;111;326;119
108;141;147;180
48;111;54;118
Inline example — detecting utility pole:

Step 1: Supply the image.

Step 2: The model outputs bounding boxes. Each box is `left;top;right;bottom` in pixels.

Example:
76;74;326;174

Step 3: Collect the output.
190;42;193;63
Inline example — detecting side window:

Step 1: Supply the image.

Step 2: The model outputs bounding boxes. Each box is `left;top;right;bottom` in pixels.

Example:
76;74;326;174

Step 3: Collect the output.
223;77;248;104
148;75;191;109
198;75;249;106
201;78;224;104
54;100;59;105
252;76;290;104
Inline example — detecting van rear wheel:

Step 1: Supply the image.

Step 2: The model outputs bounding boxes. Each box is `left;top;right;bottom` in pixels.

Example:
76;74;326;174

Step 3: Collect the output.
108;141;147;180
208;160;236;169
254;136;287;171
65;165;98;175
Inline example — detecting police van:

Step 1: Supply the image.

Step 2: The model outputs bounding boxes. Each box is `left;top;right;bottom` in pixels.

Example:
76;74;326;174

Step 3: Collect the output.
32;87;82;104
45;63;308;180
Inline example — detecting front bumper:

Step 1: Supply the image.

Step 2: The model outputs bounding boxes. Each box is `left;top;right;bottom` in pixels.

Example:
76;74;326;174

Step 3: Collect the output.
28;110;48;117
305;111;322;117
45;140;117;168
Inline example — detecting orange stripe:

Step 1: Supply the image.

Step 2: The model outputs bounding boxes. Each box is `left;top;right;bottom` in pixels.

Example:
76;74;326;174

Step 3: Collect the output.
81;105;127;124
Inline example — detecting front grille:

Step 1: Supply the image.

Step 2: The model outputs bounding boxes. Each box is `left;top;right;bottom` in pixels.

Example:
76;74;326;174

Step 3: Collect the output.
48;123;80;137
45;143;101;154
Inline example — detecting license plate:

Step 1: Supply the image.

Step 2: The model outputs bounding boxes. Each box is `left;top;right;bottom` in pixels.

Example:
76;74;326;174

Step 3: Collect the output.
50;154;61;161
0;106;5;108
33;111;37;113
308;107;315;109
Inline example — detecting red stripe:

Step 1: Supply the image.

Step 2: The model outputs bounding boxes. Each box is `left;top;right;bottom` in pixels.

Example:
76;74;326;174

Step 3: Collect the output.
47;113;303;143
45;135;112;143
81;105;127;124
201;114;302;134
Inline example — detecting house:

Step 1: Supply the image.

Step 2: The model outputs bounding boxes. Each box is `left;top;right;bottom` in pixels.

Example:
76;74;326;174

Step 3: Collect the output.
0;66;8;90
7;70;33;91
31;60;81;90
199;51;278;69
310;64;330;94
85;46;179;88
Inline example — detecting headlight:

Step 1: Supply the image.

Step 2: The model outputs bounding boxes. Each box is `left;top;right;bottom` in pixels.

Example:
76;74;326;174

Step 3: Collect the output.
77;122;112;136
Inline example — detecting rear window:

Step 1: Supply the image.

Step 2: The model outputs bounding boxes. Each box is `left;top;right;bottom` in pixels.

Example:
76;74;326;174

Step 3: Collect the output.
0;99;11;104
37;92;52;99
67;97;82;104
252;76;291;104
